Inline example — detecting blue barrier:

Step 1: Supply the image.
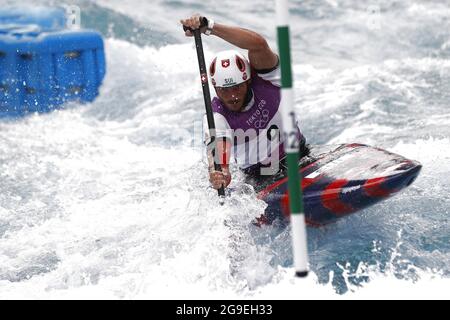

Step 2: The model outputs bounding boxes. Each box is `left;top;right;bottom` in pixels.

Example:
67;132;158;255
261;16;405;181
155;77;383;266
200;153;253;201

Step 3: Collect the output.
0;7;106;118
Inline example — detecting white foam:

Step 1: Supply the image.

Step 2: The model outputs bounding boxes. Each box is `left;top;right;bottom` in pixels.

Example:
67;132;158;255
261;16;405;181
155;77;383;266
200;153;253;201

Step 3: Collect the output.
1;0;449;300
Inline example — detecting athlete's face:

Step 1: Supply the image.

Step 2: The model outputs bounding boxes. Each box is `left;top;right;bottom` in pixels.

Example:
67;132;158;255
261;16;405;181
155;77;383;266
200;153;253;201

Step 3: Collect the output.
215;81;250;112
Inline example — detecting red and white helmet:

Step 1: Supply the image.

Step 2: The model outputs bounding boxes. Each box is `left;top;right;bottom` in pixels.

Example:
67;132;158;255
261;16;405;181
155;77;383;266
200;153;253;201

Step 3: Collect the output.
209;50;251;88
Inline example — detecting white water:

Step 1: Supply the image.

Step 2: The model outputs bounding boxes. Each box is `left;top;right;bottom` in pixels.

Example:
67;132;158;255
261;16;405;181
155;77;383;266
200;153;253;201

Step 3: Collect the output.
0;0;449;299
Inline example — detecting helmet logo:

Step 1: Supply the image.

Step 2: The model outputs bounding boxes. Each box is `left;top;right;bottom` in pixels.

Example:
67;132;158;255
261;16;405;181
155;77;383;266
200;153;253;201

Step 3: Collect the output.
221;59;230;68
210;58;217;76
236;55;246;72
201;73;208;84
224;78;235;85
242;72;248;81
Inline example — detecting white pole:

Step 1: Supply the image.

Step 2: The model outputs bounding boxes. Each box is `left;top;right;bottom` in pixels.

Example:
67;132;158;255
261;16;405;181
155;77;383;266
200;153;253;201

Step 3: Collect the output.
276;0;309;277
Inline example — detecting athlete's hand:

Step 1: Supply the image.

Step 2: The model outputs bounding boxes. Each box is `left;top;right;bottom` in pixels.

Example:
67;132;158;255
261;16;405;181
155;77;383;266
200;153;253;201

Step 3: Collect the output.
180;15;207;37
209;170;231;190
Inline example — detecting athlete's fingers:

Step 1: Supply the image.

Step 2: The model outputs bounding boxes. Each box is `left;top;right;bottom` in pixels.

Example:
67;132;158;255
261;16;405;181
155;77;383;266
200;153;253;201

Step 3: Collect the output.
209;171;226;189
215;180;225;189
189;15;201;28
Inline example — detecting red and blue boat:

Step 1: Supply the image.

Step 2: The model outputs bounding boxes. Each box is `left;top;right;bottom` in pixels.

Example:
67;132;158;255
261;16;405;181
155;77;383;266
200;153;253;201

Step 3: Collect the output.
254;143;422;227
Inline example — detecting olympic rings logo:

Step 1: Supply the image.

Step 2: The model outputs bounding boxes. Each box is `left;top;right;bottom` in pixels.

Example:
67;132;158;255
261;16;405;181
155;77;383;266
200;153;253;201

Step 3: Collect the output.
254;109;270;129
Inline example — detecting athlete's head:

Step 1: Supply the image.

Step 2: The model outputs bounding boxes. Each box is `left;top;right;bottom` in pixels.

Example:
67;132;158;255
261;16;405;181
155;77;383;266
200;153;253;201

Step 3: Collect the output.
210;50;252;112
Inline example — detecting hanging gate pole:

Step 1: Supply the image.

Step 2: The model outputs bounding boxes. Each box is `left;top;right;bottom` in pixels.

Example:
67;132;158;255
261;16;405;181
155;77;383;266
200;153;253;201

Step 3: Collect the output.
276;0;309;277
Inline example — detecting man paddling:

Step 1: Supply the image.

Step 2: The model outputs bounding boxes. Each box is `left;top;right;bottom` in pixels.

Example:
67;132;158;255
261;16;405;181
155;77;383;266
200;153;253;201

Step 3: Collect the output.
181;15;308;190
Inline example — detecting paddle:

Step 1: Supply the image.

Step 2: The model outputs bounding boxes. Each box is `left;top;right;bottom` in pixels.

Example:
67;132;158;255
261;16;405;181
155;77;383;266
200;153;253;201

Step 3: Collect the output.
183;21;226;203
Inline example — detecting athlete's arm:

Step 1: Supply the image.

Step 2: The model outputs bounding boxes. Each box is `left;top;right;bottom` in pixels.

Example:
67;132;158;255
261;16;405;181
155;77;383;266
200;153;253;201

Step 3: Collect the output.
207;138;232;190
180;15;278;70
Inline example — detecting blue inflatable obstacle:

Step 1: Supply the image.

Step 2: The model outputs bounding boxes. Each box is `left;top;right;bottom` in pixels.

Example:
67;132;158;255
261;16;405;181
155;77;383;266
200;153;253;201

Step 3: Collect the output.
0;7;106;117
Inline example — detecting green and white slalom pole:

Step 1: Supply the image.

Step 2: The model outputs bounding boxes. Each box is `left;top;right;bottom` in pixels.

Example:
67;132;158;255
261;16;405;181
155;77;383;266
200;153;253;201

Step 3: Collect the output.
276;0;309;277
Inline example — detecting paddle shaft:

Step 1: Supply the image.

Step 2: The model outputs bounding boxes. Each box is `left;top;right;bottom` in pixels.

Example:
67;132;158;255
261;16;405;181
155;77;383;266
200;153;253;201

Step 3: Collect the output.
190;28;226;199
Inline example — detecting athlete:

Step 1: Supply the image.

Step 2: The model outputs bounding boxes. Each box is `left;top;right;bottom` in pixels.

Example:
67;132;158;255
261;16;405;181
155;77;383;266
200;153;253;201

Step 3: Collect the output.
181;15;307;190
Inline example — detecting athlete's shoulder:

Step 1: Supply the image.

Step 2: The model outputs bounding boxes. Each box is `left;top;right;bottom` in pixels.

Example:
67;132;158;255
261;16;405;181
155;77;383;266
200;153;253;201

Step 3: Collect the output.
251;58;281;87
253;55;280;75
211;96;225;113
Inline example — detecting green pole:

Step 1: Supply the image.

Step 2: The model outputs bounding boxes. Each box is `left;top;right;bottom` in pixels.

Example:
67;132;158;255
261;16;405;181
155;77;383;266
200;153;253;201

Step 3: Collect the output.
276;0;309;277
